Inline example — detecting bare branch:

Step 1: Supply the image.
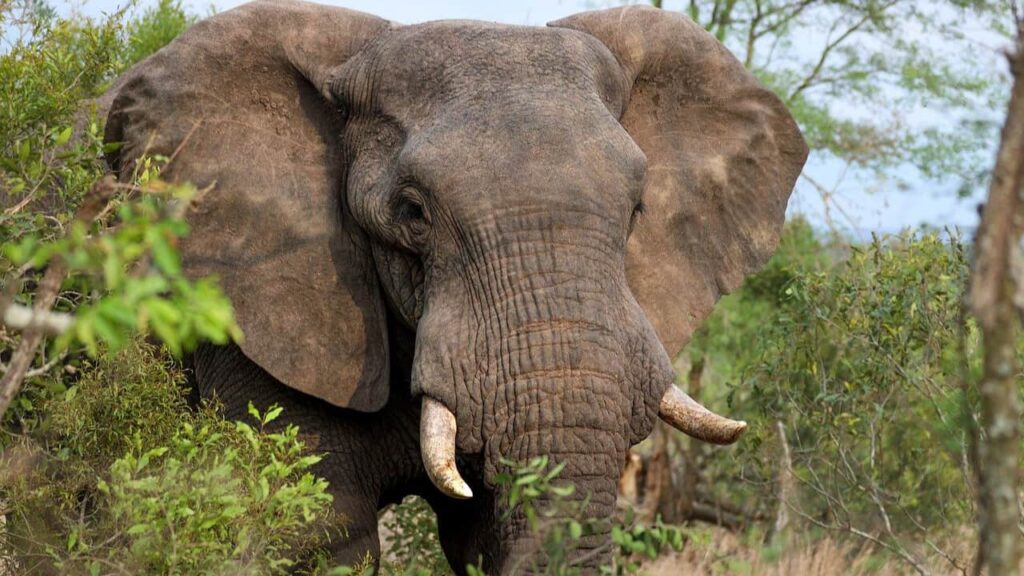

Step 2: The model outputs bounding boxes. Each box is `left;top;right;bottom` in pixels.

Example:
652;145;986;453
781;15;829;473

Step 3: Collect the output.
1;302;73;337
0;176;115;420
788;0;901;101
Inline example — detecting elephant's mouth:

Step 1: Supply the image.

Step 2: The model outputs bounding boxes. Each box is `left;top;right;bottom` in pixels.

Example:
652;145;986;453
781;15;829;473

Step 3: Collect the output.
419;386;746;500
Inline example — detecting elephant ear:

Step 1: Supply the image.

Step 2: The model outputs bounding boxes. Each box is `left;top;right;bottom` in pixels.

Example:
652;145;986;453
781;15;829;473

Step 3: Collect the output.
105;0;393;411
551;6;808;355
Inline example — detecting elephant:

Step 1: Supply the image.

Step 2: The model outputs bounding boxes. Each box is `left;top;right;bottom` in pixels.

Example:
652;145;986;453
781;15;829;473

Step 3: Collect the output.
101;0;808;572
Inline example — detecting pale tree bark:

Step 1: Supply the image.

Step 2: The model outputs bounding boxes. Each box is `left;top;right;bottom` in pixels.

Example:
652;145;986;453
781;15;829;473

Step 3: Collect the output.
640;422;673;523
773;420;794;541
968;12;1024;575
639;354;705;524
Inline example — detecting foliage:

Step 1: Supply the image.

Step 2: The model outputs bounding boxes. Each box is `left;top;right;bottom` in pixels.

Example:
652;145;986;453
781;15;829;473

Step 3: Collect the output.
122;0;196;68
0;0;121;223
90;402;334;574
493;456;687;576
0;2;314;572
379;496;452;576
5;179;242;357
660;0;1015;195
1;0;238;429
0;0;191;224
0;342;341;575
683;222;984;572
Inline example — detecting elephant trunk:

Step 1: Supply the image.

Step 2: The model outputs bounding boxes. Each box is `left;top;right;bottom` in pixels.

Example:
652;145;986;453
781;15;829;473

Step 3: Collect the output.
410;213;747;571
493;416;618;573
489;368;628;572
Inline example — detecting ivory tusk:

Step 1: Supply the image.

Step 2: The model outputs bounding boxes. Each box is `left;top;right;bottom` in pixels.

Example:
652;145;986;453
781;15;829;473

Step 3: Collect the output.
658;385;747;445
420;396;473;499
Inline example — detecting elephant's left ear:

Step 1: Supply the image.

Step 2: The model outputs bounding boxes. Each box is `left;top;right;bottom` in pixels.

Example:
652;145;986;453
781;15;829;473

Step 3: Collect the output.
551;6;809;356
104;0;394;411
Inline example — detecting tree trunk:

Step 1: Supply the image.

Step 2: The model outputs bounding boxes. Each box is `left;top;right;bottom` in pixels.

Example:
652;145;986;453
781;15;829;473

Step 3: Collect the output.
773;420;795;542
641;422;673;523
968;22;1024;576
678;355;706;520
637;355;705;524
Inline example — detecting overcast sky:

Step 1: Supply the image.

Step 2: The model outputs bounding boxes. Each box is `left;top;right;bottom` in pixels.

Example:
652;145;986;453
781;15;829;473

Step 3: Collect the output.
61;0;1010;236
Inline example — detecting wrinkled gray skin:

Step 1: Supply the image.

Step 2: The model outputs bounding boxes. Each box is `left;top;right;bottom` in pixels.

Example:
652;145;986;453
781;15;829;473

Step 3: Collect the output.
103;1;807;572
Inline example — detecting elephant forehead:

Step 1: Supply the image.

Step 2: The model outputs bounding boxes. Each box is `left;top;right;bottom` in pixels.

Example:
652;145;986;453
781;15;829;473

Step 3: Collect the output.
335;21;627;119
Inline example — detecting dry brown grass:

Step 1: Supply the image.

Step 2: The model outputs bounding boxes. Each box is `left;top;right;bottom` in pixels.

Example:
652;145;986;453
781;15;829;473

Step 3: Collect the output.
645;535;896;576
641;525;988;576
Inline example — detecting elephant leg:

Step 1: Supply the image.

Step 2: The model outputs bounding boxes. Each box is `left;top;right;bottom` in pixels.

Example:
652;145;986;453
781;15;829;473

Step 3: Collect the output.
419;457;496;575
326;489;382;567
188;343;418;568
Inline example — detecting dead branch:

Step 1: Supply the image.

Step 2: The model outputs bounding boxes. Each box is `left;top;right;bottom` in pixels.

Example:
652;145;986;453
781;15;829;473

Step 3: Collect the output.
689;500;747;531
0;176;115;420
1;302;73;337
773;420;795;539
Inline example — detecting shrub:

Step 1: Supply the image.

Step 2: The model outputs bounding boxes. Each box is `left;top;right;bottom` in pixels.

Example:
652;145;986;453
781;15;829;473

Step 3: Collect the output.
687;226;985;572
122;0;196;68
0;342;341;575
379;495;451;576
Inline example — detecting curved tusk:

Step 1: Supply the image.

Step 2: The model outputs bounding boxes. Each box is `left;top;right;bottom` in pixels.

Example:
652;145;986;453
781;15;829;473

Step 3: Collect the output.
658;385;747;445
420;396;473;499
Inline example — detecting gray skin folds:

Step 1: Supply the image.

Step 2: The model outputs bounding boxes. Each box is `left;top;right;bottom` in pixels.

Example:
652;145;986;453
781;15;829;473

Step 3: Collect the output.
103;0;808;572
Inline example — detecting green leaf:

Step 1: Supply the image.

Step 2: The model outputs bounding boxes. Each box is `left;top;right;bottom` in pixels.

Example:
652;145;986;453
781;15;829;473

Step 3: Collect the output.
264;404;283;424
569;520;582;540
150;229;181;276
55;125;72;145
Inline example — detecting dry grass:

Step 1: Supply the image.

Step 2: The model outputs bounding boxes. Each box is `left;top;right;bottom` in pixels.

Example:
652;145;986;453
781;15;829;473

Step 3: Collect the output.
645;534;897;575
641;525;990;576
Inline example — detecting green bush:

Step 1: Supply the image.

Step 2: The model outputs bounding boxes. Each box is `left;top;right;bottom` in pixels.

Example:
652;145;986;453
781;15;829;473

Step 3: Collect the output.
122;0;196;67
379;496;451;576
683;223;986;570
747;231;974;526
1;342;341;575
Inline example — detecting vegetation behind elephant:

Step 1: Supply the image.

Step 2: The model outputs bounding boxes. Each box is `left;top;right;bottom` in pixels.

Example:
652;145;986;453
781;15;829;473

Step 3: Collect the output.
101;0;808;572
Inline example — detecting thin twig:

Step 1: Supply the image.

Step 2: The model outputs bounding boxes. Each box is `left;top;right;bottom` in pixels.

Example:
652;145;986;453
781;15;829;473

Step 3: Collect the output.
0;176;116;420
788;0;901;101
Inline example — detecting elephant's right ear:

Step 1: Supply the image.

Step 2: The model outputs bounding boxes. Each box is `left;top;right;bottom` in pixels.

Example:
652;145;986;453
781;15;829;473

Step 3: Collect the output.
104;0;394;411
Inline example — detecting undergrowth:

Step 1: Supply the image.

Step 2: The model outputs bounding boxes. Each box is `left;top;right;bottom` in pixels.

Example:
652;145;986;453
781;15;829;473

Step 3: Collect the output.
0;342;343;575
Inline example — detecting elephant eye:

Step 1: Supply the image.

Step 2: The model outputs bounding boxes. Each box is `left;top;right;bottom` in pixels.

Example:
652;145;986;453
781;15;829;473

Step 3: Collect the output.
391;185;431;248
390;187;431;251
395;196;425;223
628;200;646;235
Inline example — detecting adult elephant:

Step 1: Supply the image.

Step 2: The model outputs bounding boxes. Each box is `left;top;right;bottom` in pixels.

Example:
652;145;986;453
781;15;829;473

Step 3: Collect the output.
103;0;807;572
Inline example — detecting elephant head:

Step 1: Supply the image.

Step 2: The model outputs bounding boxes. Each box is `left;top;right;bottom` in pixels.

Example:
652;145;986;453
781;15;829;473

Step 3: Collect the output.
104;0;807;570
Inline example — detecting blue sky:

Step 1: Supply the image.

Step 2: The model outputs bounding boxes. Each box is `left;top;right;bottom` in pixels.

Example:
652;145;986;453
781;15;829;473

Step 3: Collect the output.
60;0;1014;236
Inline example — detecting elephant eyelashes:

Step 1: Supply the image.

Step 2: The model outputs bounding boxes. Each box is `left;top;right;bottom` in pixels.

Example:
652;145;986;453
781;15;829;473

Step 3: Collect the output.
390;186;431;250
393;188;428;224
396;198;425;223
628;200;646;234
